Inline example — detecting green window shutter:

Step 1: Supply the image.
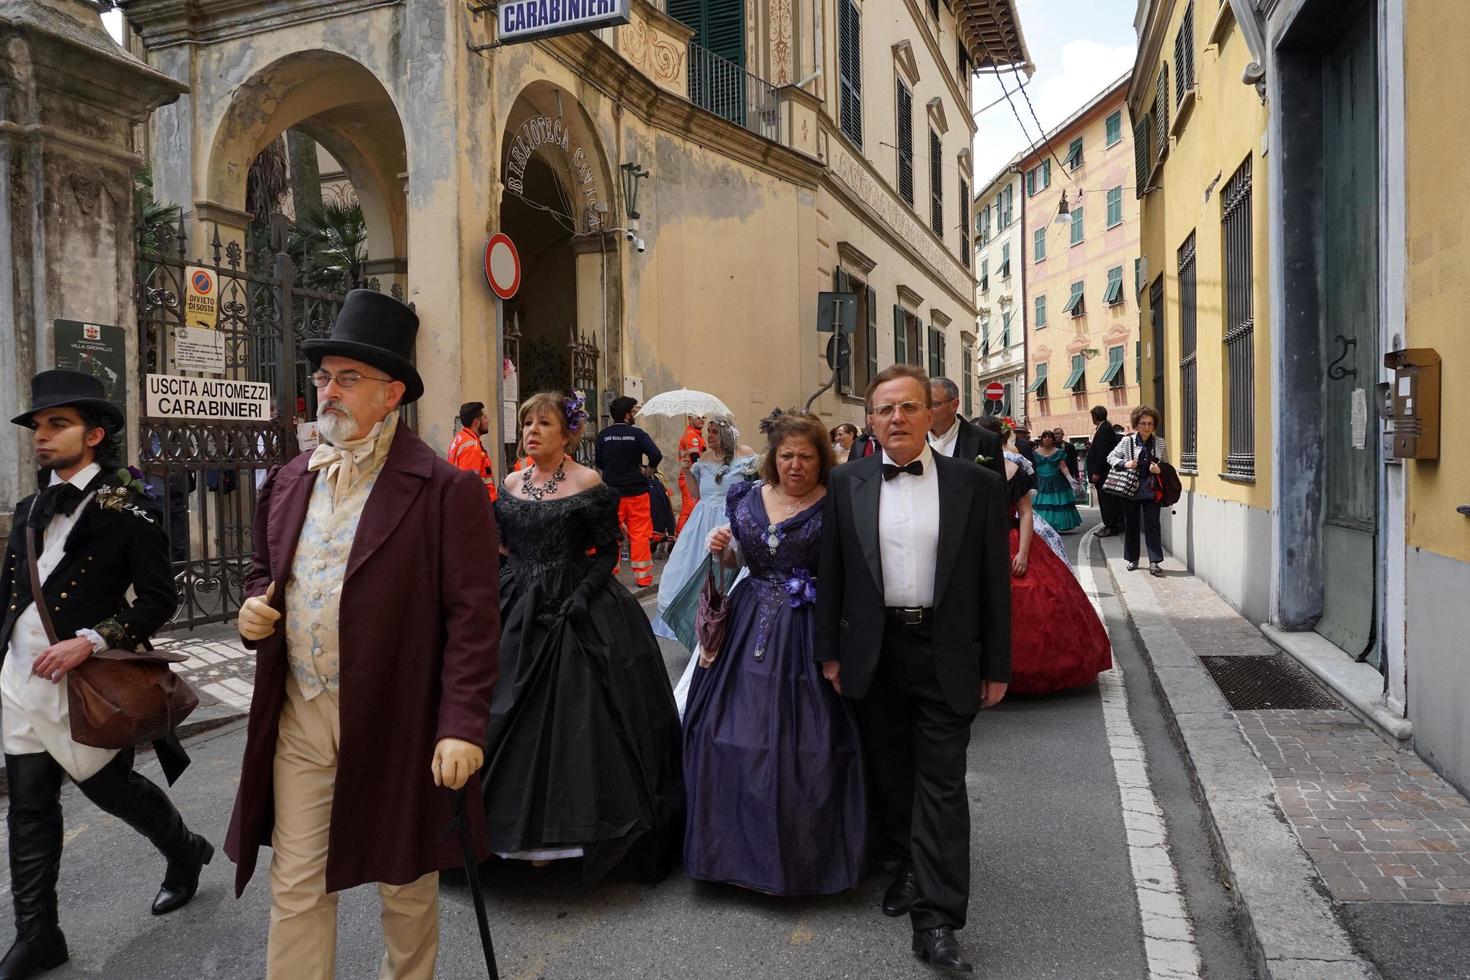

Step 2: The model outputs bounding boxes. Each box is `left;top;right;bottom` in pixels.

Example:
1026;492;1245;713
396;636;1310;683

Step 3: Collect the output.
866;285;879;380
1066;136;1084;170
897;80;914;205
1105;266;1124;305
1134;257;1144;294
893;306;907;365
927;326;939;377
1175;2;1195;104
670;0;743;65
1026;168;1035;197
979;258;988;293
1065;354;1087;391
1100;345;1126;386
1133;113;1152;193
1070;206;1085;245
1106;110;1122;146
981;319;990;355
913;318;924;367
1034;227;1046;262
1026;362;1048;394
839;0;862;148
1107;186;1123;227
1042;159;1051;188
1065;280;1086;316
959;178;971;265
1035;294;1047;327
1000;242;1010;278
1001;311;1012;348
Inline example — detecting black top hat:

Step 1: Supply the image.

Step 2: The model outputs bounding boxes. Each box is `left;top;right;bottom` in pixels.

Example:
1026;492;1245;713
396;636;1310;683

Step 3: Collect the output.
301;289;424;403
12;369;125;431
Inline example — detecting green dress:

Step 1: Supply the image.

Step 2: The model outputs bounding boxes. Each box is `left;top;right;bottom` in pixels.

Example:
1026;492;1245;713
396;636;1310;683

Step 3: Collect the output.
1031;449;1081;532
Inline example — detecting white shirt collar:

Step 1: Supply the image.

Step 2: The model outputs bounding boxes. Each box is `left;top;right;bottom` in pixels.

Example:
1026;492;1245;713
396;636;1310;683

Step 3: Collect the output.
48;462;102;490
881;443;936;473
928;418;962;455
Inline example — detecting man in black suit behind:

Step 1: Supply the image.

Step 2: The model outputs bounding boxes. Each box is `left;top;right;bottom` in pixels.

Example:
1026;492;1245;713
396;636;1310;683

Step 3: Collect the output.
817;365;1011;973
1086;405;1124;535
925;377;1005;479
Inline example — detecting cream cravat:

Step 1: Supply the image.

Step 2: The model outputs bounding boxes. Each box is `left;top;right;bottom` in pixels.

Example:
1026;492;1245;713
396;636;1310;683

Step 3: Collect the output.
307;421;384;510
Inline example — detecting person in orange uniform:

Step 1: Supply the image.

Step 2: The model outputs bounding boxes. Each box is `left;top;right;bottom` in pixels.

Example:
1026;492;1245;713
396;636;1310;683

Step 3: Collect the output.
595;396;662;588
447;401;498;501
675;415;706;535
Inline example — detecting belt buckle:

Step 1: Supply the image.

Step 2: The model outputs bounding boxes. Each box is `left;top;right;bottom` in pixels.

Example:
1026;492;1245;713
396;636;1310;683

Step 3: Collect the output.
891;606;923;625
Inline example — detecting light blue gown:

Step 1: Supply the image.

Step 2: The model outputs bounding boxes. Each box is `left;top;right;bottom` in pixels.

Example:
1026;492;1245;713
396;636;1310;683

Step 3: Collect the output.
653;455;755;643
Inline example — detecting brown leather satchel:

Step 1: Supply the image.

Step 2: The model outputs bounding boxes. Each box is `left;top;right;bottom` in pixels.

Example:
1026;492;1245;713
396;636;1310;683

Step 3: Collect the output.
25;526;197;750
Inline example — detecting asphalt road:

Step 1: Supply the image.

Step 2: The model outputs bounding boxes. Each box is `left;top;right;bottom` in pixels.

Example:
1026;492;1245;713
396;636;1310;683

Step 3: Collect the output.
0;508;1257;979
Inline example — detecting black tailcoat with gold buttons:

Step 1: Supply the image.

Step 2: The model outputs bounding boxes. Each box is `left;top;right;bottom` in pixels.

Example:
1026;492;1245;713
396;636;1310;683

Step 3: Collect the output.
0;469;187;781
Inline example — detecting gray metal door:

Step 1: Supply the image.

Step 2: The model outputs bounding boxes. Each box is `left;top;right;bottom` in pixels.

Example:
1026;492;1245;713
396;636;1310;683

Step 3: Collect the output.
1316;4;1380;664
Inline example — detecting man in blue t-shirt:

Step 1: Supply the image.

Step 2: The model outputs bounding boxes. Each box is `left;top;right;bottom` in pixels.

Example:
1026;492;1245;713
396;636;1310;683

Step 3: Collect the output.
595;396;663;587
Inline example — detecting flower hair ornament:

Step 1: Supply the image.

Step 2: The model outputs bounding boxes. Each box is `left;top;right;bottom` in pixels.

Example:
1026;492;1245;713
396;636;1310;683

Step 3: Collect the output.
757;407;798;435
562;390;590;433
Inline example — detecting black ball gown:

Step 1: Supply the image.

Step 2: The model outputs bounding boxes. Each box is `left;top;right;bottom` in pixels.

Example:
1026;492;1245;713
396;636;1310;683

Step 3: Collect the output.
481;484;684;879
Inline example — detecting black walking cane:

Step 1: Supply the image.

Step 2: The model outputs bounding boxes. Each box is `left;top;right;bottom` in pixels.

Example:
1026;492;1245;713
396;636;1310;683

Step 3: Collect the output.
451;789;500;979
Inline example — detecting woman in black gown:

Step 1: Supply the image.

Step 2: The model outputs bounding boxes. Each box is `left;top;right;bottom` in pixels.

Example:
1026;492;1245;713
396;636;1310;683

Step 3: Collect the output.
480;392;684;879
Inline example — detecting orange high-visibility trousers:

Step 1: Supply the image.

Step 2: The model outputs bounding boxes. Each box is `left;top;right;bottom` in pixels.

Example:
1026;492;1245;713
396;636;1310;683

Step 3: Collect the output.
617;492;655;587
676;471;696;534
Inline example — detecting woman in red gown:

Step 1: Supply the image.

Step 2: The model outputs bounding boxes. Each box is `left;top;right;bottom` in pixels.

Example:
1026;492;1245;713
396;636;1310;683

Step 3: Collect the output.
977;416;1112;695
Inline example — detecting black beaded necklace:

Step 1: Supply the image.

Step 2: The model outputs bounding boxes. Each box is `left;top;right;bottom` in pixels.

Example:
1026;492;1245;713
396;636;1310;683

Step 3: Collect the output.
520;460;566;501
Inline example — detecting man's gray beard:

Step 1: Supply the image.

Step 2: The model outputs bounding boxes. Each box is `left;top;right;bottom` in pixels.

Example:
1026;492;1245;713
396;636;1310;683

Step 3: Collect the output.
316;406;358;446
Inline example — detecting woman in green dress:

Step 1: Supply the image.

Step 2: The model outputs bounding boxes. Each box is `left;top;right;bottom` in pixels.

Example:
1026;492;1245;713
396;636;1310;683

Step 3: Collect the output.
1031;430;1081;532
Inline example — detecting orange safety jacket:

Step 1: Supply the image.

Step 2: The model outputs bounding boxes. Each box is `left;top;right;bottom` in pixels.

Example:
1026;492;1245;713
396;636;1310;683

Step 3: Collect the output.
447;427;498;501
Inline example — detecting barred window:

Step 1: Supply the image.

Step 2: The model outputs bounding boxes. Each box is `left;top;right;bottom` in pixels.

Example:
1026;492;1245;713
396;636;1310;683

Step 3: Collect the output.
1222;156;1254;477
1178;231;1199;471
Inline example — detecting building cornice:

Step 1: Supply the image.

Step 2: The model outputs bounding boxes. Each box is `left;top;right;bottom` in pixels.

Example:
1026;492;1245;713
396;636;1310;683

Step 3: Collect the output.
1014;72;1131;169
836;240;879;277
896;0;980;138
121;0;404;48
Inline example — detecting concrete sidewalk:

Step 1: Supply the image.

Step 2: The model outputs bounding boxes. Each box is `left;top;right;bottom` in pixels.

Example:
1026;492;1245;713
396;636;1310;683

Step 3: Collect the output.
1097;530;1470;980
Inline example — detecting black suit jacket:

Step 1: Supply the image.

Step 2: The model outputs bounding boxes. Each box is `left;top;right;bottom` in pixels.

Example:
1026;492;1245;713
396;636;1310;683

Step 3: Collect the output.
1;470;177;655
1086;422;1122;483
945;418;1006;481
815;452;1012;714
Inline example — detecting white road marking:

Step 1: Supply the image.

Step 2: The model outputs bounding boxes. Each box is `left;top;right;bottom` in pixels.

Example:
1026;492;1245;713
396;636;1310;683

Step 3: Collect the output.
1077;523;1203;980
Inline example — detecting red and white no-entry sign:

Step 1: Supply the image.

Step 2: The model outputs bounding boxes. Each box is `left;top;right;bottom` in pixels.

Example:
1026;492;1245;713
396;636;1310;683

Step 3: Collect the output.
984;382;1006;402
484;233;521;300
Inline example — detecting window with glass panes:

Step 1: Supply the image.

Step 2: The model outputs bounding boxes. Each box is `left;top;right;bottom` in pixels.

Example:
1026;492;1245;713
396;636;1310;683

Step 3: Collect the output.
1107;186;1123;227
1065;136;1083;170
979;257;989;293
893;307;924;366
978;204;991;244
1000;242;1011;278
927;324;945;379
1064;279;1086;316
1000;310;1012;348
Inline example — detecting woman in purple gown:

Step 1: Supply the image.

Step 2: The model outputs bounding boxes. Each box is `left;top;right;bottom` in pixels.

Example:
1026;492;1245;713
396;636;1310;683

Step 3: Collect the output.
683;411;868;895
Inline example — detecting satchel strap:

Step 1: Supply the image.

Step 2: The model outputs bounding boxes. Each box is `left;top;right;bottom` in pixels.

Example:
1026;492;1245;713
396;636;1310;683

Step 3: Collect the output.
23;525;61;647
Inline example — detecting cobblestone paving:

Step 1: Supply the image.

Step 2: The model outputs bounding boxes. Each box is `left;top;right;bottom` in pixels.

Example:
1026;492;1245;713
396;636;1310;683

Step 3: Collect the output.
1141;564;1470;906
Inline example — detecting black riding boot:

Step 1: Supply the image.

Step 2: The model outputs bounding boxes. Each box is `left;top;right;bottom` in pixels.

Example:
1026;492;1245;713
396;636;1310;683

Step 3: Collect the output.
74;750;212;916
0;753;69;980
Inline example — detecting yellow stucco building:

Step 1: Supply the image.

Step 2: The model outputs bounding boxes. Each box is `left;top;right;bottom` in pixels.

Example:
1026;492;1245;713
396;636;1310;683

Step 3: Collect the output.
1130;0;1271;622
118;0;1029;462
1018;74;1141;444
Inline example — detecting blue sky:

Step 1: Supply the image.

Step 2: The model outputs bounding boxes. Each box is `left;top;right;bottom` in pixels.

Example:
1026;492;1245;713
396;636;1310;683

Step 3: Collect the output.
970;0;1139;185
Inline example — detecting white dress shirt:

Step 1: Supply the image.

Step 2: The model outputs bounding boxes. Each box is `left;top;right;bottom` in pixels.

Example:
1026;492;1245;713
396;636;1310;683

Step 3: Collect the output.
0;462;120;779
927;419;962;458
878;444;940;607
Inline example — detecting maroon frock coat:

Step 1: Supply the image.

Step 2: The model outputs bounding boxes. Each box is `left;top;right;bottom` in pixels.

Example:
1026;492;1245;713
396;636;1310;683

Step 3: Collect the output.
224;422;500;895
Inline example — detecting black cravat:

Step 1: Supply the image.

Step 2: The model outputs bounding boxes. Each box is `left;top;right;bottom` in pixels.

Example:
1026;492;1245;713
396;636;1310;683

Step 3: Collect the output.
882;460;924;481
27;482;85;530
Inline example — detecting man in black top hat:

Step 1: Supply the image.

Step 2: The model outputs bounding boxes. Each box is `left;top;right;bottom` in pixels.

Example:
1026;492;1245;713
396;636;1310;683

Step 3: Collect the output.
0;369;210;980
225;290;500;979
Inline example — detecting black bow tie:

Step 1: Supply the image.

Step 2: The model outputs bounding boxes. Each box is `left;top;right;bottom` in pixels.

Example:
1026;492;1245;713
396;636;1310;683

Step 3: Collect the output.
28;482;85;530
882;460;924;481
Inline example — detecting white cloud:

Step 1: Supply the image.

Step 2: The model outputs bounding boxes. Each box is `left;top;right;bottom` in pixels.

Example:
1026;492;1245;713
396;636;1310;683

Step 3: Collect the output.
972;38;1136;186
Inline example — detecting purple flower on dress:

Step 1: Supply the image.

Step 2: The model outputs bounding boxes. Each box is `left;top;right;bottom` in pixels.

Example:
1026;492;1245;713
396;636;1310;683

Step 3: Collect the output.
784;568;817;608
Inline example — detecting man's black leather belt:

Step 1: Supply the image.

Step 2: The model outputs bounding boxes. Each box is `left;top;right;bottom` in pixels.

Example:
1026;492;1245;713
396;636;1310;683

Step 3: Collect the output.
885;606;933;626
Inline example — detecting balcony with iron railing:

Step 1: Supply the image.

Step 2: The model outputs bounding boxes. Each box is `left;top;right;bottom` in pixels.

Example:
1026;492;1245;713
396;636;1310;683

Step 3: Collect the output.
686;42;781;144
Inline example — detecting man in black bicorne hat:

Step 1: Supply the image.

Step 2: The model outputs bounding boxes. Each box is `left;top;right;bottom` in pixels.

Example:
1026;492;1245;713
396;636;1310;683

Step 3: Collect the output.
0;370;211;980
224;290;500;979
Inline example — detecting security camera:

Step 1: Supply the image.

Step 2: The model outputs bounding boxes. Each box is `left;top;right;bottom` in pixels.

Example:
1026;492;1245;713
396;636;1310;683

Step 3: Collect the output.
635;237;646;253
624;228;636;243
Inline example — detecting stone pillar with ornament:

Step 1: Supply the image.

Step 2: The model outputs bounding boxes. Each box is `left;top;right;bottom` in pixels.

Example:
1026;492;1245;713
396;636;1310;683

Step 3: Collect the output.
0;0;185;524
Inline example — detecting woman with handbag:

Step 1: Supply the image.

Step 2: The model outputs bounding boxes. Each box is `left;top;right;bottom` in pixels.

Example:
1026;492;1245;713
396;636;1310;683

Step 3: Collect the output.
1107;406;1170;577
1;371;210;980
480;392;684;880
682;410;867;895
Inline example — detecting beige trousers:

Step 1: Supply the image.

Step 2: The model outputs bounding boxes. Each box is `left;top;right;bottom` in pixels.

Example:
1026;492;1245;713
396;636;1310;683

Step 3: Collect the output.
267;673;440;980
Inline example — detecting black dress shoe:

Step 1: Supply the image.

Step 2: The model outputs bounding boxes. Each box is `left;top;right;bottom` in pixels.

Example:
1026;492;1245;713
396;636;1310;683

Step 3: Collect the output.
152;835;213;915
881;866;919;917
912;926;973;973
0;931;68;980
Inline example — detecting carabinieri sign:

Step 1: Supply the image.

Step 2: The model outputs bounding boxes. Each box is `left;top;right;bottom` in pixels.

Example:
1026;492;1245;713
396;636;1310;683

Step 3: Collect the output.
497;0;631;44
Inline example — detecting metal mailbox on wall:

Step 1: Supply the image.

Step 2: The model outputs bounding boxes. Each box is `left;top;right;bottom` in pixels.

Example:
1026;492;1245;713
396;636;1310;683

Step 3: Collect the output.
1382;348;1440;460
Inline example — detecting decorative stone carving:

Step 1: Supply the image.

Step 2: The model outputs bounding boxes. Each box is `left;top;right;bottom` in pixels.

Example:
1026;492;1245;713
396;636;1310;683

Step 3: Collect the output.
769;0;793;86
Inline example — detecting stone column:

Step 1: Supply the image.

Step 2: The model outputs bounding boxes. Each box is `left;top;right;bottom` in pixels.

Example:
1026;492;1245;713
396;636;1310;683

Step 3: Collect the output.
0;0;185;516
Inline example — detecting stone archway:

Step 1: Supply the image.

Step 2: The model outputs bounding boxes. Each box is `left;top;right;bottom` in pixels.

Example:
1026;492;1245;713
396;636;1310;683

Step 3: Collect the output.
497;83;622;452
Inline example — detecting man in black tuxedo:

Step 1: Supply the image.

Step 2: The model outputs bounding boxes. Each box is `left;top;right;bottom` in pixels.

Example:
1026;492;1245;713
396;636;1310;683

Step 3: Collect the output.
1085;406;1124;535
926;378;1005;480
817;365;1011;973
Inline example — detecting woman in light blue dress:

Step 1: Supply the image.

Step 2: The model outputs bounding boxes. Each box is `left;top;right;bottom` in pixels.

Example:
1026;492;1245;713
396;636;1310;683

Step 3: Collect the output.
653;416;756;645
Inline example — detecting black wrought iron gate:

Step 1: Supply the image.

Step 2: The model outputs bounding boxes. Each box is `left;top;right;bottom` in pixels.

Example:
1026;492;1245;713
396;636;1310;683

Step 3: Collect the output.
135;218;352;629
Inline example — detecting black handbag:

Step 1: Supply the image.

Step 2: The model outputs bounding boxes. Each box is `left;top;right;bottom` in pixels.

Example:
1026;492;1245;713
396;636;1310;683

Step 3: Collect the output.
1101;439;1142;499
